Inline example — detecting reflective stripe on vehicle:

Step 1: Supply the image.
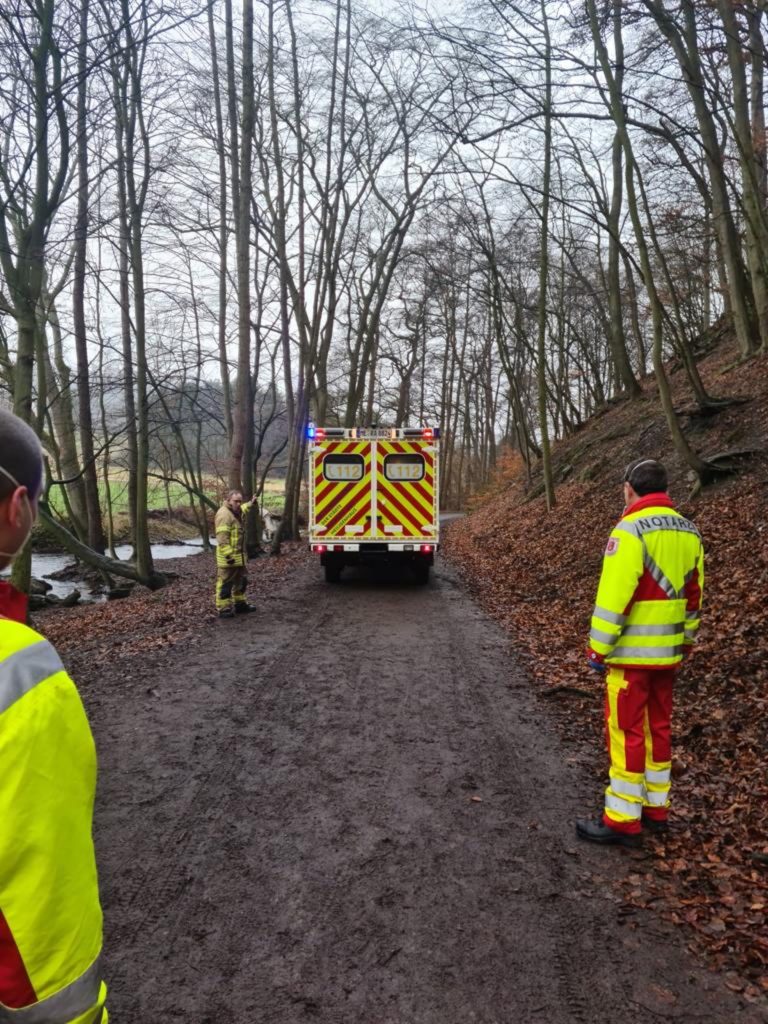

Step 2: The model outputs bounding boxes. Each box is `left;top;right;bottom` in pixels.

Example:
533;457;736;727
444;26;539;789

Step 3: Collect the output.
0;956;102;1024
592;605;626;626
0;641;64;716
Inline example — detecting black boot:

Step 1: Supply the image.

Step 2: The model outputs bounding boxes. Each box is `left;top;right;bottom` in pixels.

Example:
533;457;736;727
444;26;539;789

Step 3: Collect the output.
218;608;235;619
642;816;669;834
234;603;256;614
575;818;642;848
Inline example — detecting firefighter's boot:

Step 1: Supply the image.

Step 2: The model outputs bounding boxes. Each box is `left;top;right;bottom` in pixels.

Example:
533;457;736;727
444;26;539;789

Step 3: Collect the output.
642;816;669;835
576;818;642;848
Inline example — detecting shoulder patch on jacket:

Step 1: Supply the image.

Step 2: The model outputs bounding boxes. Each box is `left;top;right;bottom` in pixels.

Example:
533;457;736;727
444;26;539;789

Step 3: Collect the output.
605;537;620;556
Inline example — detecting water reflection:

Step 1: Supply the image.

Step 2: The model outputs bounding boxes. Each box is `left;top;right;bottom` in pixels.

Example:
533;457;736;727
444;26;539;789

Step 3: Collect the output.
2;539;212;601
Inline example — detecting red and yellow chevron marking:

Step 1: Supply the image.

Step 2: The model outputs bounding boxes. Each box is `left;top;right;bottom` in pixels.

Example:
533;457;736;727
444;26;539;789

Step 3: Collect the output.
375;441;436;539
313;440;373;538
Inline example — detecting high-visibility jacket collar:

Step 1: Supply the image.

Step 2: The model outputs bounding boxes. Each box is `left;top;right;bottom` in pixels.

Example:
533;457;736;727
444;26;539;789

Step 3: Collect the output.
0;581;27;623
624;492;674;517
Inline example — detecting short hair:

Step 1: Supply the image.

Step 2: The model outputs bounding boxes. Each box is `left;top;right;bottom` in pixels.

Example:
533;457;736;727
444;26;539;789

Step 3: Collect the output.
0;409;44;502
624;458;667;496
226;489;243;501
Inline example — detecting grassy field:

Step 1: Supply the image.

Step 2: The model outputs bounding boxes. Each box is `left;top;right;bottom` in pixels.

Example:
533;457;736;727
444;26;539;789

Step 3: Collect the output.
47;475;286;517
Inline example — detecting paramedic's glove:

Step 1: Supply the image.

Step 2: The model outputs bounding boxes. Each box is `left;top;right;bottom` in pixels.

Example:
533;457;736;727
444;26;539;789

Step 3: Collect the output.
586;649;607;673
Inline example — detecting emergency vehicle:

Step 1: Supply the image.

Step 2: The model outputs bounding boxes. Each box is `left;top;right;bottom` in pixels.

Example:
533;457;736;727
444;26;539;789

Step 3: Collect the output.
307;425;440;583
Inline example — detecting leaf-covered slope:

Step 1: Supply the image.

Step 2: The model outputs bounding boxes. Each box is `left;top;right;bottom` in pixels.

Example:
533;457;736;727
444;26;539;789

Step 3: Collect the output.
443;341;768;998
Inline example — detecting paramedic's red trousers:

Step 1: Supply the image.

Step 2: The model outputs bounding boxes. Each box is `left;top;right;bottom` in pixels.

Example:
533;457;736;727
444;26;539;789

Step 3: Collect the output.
603;666;676;834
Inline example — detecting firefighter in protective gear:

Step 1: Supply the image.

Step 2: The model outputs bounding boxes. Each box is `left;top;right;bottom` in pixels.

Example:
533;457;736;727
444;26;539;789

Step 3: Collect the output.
0;409;108;1023
576;458;704;848
215;490;257;618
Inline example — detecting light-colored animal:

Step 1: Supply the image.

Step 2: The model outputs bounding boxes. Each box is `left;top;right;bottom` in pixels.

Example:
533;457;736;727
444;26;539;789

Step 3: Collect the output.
261;509;282;541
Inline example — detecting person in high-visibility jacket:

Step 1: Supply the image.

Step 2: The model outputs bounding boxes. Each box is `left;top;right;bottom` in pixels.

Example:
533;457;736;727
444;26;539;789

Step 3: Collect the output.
215;490;257;618
0;409;108;1022
576;458;704;847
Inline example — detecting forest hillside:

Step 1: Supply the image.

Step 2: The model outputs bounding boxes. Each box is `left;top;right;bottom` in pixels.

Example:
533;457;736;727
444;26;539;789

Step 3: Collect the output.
443;334;768;998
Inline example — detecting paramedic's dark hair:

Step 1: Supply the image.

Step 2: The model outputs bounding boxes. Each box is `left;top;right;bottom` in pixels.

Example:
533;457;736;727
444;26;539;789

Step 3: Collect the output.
624;458;667;496
0;409;44;502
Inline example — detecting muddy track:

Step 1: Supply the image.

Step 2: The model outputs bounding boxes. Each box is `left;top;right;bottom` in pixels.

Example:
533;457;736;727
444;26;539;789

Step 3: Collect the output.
81;556;767;1024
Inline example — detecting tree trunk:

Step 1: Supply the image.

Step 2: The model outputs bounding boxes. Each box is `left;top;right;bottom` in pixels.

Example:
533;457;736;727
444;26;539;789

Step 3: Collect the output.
715;0;768;352
73;0;106;553
208;0;234;440
228;0;254;492
536;0;556;511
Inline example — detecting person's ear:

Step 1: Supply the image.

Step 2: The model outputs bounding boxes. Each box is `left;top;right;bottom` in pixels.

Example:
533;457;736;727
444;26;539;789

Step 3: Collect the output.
8;487;29;528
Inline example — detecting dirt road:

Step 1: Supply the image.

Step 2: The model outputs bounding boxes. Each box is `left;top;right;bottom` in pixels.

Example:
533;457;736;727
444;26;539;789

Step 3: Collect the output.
81;556;766;1023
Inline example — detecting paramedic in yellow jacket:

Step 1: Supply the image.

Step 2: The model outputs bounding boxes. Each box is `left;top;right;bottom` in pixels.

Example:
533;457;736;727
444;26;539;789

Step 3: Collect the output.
215;490;257;618
0;409;108;1022
576;458;704;848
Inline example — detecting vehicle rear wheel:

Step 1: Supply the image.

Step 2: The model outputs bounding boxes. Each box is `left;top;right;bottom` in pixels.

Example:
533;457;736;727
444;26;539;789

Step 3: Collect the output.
324;559;343;583
412;559;430;585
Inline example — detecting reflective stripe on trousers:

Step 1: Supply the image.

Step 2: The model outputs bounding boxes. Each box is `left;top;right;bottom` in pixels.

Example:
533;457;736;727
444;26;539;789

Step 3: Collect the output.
215;566;247;610
603;666;676;833
0;958;105;1024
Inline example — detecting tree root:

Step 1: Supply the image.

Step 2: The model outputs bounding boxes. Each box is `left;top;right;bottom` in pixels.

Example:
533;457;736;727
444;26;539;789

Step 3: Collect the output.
688;448;763;496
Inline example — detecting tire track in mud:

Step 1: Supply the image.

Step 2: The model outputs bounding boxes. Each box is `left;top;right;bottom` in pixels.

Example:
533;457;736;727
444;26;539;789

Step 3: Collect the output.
103;590;334;963
439;570;597;1024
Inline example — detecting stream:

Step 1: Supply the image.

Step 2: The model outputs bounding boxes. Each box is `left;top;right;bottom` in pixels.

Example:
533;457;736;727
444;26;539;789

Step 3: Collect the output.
2;539;212;601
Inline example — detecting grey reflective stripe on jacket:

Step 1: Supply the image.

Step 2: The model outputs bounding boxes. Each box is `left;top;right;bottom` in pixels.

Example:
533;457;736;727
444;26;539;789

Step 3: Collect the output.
642;551;678;599
615;519;701;602
589;626;617;646
621;623;681;637
609;644;685;660
0;641;64;716
593;605;626;626
615;515;700;540
0;955;102;1023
